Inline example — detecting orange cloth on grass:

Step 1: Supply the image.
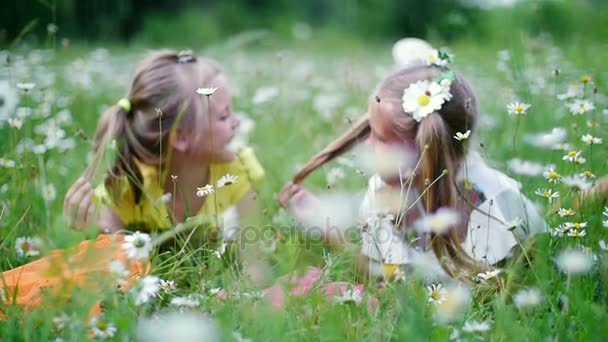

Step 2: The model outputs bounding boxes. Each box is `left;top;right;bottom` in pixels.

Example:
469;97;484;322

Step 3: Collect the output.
0;234;148;319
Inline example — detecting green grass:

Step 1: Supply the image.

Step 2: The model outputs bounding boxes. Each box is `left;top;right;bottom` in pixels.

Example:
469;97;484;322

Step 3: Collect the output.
0;31;607;341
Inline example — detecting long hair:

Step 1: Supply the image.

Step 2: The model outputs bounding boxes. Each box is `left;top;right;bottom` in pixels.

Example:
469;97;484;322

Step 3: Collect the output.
86;50;222;203
293;65;481;275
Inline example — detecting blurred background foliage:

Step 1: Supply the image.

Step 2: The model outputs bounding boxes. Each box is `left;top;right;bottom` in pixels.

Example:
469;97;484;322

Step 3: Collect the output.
2;0;608;48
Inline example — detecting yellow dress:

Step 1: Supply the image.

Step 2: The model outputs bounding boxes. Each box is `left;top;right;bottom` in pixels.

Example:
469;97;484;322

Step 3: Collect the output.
0;147;264;317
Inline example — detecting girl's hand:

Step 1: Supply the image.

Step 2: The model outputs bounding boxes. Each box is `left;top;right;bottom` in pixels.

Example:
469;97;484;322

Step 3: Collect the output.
63;177;97;229
278;182;321;225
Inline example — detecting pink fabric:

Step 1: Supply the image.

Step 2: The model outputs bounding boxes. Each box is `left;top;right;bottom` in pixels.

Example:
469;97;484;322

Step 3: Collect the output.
261;267;378;314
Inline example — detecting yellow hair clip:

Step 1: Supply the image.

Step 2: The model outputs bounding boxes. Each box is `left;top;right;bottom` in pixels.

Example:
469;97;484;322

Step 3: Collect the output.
117;98;131;112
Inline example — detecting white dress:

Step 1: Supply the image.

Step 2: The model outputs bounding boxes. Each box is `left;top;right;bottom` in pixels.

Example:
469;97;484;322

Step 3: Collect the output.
359;151;548;278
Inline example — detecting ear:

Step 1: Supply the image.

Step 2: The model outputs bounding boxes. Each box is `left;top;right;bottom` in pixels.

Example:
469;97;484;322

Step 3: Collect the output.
169;128;191;152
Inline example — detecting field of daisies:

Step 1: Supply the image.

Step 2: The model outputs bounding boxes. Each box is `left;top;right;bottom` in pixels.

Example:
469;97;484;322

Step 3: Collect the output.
0;31;607;341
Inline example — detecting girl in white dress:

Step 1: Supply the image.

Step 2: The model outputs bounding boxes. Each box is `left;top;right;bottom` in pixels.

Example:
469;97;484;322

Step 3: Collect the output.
278;54;548;281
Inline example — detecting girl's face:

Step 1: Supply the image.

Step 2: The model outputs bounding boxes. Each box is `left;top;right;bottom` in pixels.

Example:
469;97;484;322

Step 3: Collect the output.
190;73;240;163
367;103;419;185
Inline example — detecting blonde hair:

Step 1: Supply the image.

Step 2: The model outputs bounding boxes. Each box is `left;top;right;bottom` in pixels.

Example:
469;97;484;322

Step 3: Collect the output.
294;65;481;276
86;50;222;202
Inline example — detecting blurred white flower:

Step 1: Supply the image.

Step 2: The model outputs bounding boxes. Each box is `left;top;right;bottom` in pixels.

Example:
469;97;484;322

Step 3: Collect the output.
333;288;364;305
579;170;595;179
507;101;530;115
160;279;177;293
557;83;583;100
16;82;36;92
90;316;117;339
534;188;559;203
122;231;153;260
507;158;545;177
156;192;172;205
524;127;567;149
0;158;16;168
0;80;19;124
603;207;608;228
41;183;56;202
426;49;450;67
8;117;23;129
554;249;594;275
136;310;220;342
233;331;253;342
252;86;278;104
196;87;217;96
109;260;129;286
427;283;447;304
170;295;200;308
462;320;492;333
15;236;42;257
513;287;543;310
196;184;214;197
52;312;70;331
477;269;502;281
599;240;608;251
568;99;594;115
561;175;591;191
415;207;460;234
133;276;161;305
453;130;471;141
326;167;345;186
543;168;561;184
581;134;602;145
557;208;575;218
434;284;471;323
217;174;238;188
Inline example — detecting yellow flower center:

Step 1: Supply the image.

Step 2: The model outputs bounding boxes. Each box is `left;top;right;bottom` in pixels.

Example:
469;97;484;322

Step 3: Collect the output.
567;151;577;158
417;94;430;107
583;170;593;177
97;321;107;330
581;75;591;83
515;105;524;113
543;190;551;197
431;290;442;300
21;241;31;251
548;171;559;180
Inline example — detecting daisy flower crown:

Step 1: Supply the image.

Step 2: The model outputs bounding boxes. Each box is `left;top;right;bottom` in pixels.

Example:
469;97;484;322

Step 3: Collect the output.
402;50;454;123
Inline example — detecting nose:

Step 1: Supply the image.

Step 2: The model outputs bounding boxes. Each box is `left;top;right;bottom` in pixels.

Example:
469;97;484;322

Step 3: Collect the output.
232;115;241;130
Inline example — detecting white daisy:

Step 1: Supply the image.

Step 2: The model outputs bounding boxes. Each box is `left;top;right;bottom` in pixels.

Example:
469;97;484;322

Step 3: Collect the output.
599;240;608;251
581;134;602;145
477;269;502;281
543;168;561;184
453;130;471;141
15;236;42;257
8;117;23;129
402;79;450;122
561;175;591;191
108;260;129;286
196;87;217;96
554;249;594;275
0;158;16;168
122;231;153;260
160;279;177;293
513;287;543;310
507;101;531;115
557;208;575;218
90;316;117;339
557;82;583;101
568;99;595;115
132;275;161;305
579;170;596;179
52;312;70;331
415;207;460;234
426;50;450;67
333;288;364;305
534;188;559;203
427;283;447;305
16;82;36;92
462;320;492;333
196;184;214;197
170;295;200;308
217;174;238;188
41;183;56;202
566;229;586;238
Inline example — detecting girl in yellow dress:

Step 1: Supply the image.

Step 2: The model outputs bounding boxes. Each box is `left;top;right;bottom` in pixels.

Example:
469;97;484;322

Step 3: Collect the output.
1;50;264;316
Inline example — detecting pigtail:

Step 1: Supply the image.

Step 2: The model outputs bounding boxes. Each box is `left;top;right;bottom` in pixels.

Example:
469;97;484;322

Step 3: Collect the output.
292;114;370;184
416;112;477;275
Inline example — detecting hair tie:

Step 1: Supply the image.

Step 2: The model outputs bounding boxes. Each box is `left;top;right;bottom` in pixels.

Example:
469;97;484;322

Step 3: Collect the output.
117;98;131;112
